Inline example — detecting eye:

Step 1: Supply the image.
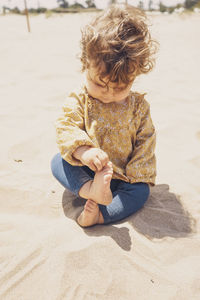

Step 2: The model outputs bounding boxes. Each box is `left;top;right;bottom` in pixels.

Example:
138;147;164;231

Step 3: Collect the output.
88;76;104;88
96;83;105;88
95;82;106;89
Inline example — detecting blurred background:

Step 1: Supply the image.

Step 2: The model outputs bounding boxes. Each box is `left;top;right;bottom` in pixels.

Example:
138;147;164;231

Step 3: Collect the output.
1;0;200;15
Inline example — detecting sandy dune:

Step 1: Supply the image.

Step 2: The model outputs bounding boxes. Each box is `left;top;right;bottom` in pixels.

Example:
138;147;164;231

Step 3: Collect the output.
0;12;200;299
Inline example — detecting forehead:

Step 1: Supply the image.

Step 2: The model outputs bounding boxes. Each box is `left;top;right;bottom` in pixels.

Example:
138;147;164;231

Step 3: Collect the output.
88;64;128;89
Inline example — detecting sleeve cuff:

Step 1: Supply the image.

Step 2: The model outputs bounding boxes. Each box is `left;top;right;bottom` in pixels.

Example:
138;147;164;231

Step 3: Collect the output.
60;140;95;166
129;177;156;186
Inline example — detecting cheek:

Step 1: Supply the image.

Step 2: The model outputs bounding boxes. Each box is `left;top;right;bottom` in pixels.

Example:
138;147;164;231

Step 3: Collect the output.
115;89;129;98
121;87;132;96
88;81;98;93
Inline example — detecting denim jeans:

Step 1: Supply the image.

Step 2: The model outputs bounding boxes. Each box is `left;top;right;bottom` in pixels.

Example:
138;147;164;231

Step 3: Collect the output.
51;153;150;224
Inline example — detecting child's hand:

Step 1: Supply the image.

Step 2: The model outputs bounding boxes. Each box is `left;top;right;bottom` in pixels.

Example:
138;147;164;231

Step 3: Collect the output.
73;146;110;172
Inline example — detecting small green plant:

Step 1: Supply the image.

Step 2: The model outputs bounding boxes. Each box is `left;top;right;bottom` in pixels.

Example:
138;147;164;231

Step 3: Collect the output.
159;2;167;12
45;10;53;18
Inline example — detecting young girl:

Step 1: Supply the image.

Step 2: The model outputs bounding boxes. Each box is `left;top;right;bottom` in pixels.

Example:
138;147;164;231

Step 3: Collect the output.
51;4;157;227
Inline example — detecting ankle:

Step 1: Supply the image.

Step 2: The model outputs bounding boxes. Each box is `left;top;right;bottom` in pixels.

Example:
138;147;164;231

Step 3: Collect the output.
78;180;93;199
98;211;104;224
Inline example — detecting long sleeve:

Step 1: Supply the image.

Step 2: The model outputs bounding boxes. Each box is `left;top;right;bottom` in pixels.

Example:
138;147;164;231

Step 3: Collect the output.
126;97;156;185
55;92;95;165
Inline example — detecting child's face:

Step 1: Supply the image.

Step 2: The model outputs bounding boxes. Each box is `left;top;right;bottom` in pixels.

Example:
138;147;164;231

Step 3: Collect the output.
86;64;133;104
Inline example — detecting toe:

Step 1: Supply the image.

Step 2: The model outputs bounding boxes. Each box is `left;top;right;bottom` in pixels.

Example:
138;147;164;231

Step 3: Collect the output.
107;161;112;166
104;174;112;183
103;164;113;173
107;161;113;168
103;169;113;176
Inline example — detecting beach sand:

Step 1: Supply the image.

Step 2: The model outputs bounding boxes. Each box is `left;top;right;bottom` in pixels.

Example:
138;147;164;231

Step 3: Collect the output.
0;11;200;299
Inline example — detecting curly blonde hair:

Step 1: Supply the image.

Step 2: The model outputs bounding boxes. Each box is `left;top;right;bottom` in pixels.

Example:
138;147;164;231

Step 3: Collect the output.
80;4;158;85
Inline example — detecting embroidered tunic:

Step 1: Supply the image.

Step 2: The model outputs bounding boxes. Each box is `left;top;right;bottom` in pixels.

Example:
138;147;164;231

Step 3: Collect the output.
55;87;156;185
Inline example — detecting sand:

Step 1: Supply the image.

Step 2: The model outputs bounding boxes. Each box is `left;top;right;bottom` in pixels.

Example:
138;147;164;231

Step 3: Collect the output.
0;11;200;300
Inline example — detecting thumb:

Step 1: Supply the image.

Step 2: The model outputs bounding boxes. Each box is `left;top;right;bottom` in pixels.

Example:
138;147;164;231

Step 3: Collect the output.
88;163;97;172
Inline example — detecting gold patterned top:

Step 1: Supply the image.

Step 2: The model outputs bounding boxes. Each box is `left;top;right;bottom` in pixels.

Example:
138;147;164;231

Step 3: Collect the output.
55;86;156;185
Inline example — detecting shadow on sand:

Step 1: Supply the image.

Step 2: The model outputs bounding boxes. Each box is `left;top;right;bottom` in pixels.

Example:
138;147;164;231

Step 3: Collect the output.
62;184;196;251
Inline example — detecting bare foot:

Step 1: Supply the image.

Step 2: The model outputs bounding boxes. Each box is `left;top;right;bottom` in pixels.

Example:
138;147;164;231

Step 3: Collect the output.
79;161;113;205
89;161;113;205
77;199;104;227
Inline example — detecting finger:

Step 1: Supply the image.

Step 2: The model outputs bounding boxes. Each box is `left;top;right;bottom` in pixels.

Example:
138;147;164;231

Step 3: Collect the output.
84;200;91;210
86;199;95;206
84;205;93;213
93;158;103;171
99;149;108;159
97;152;109;167
88;163;97;172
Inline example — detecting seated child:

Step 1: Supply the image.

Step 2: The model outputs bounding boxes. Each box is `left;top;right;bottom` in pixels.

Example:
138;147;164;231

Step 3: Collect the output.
51;4;157;227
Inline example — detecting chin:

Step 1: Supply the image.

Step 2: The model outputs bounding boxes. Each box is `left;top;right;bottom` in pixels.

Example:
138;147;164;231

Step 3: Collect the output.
99;98;114;103
100;96;124;102
99;98;111;102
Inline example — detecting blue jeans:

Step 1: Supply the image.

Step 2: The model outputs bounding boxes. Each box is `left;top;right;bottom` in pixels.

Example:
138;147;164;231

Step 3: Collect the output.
51;153;150;224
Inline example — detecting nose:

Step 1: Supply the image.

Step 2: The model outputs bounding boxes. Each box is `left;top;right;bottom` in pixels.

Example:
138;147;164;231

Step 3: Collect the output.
108;87;116;96
102;88;114;95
